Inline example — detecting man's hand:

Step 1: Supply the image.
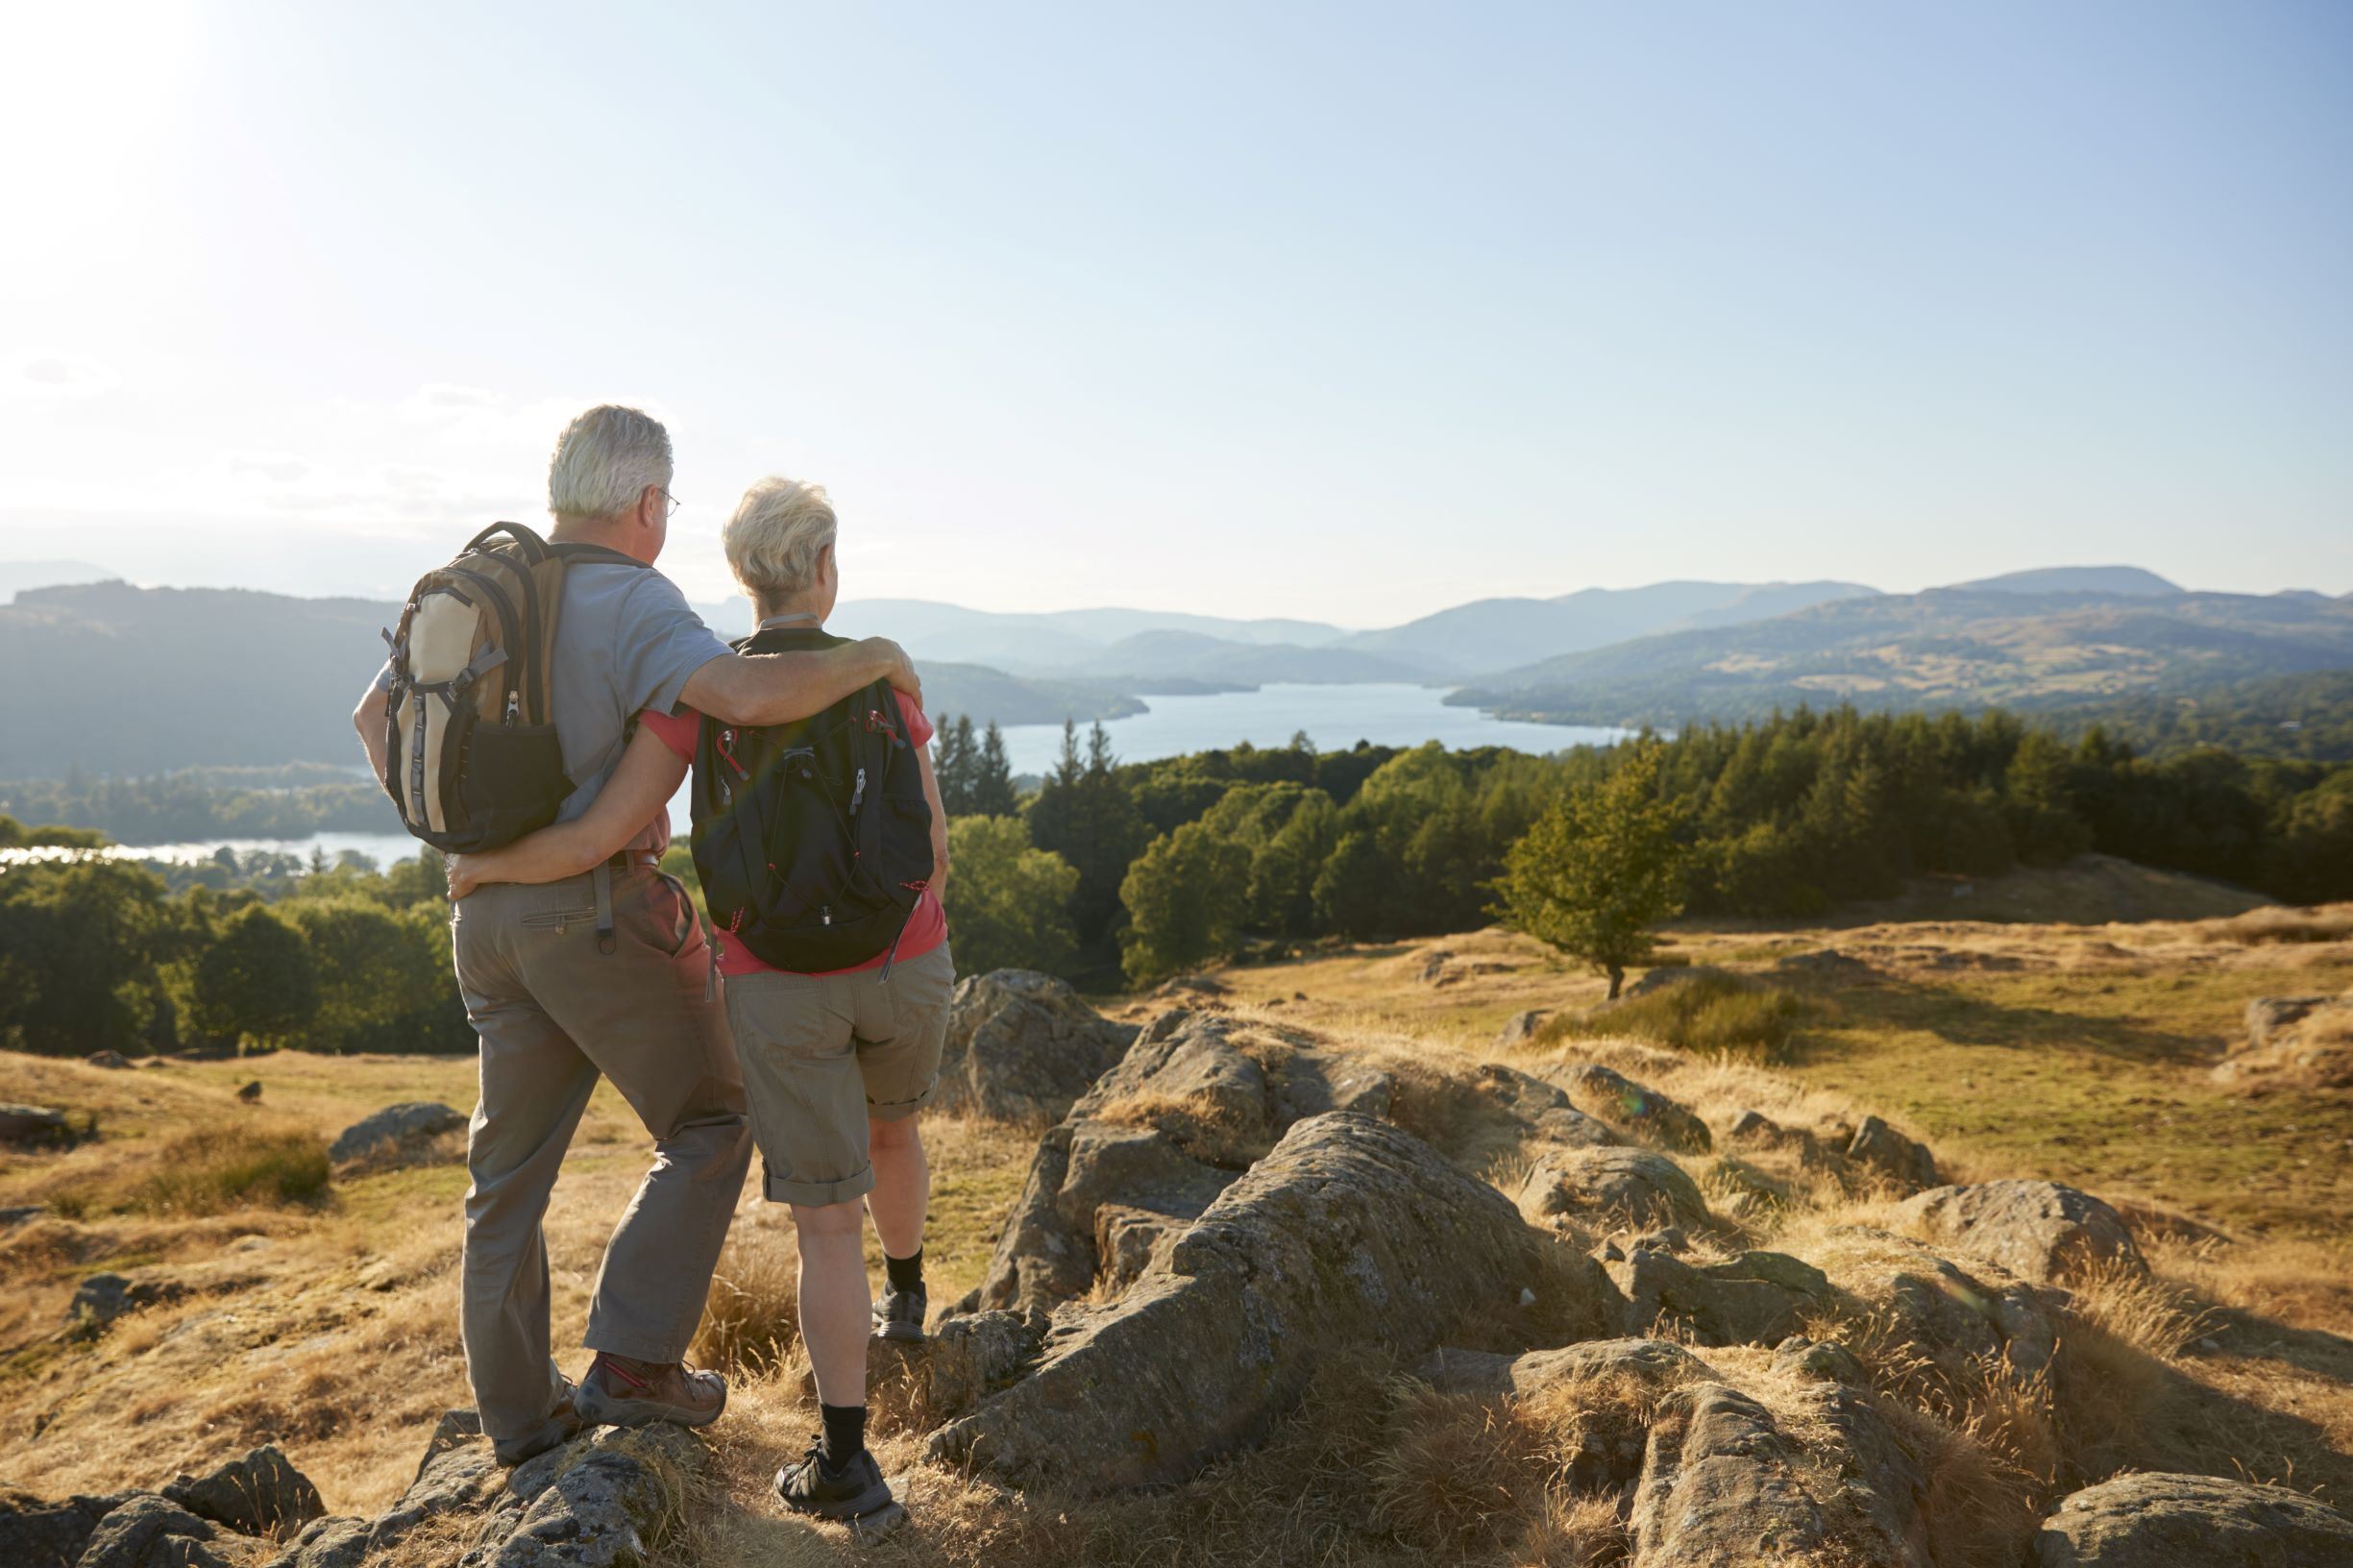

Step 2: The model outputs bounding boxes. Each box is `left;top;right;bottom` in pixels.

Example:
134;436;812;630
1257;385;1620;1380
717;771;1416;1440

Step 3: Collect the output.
928;833;951;899
445;854;485;901
863;637;920;706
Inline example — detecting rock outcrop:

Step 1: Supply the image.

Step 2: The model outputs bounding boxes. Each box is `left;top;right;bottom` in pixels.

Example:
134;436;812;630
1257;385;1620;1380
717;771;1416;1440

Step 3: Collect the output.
163;1446;324;1536
1896;1179;2145;1284
328;1103;466;1167
973;1010;1444;1312
1517;1146;1710;1233
2032;1472;2353;1566
931;1113;1551;1493
1;1484;139;1568
0;1104;72;1147
1540;1062;1711;1152
268;1412;702;1568
934;969;1140;1122
1845;1115;1939;1191
1603;1242;1838;1346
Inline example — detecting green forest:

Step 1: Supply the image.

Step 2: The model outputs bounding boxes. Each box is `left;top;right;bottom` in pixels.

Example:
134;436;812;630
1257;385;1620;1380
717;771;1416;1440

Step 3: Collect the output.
4;704;2350;1058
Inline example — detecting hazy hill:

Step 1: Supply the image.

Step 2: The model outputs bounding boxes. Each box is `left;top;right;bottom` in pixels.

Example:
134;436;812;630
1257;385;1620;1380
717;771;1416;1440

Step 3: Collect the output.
0;583;1140;776
0;558;117;601
1947;565;2183;597
1336;579;1880;675
1095;628;1442;685
1453;587;2353;726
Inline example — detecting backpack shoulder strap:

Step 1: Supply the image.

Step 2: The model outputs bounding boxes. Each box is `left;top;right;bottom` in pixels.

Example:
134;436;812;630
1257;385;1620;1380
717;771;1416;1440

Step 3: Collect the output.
464;521;551;562
547;541;650;569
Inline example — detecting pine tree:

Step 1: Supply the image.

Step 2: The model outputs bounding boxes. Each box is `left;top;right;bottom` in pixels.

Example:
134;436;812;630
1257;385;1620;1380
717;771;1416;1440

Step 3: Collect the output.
972;722;1019;816
932;714;976;815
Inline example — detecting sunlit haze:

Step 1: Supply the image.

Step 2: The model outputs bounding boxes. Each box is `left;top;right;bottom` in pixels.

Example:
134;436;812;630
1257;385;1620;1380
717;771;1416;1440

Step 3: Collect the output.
3;2;2347;621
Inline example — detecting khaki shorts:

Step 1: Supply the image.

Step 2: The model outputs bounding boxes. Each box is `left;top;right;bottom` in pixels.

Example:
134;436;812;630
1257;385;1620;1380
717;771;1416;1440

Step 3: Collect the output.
723;942;955;1208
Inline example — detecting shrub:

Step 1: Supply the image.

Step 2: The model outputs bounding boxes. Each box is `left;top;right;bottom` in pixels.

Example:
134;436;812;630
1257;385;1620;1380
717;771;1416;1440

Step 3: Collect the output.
134;1125;331;1214
1557;970;1814;1061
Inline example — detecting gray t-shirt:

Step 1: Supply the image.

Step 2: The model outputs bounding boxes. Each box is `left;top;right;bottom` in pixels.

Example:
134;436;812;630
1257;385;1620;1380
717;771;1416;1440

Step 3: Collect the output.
377;559;729;855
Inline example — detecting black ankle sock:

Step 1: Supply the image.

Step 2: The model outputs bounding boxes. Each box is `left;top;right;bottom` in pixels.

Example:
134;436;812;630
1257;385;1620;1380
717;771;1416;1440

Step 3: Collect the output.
885;1247;924;1293
819;1402;867;1467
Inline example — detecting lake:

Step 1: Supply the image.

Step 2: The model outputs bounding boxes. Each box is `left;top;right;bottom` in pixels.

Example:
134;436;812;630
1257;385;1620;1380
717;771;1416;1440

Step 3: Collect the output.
991;682;1620;775
5;685;1617;870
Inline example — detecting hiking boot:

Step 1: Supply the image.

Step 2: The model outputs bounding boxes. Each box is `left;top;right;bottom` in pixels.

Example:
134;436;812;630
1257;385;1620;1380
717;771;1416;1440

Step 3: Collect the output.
574;1353;727;1429
872;1283;927;1343
774;1438;901;1530
492;1387;584;1465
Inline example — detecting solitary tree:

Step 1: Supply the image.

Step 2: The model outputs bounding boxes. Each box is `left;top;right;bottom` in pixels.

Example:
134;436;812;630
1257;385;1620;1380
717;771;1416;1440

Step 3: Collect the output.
1493;743;1685;999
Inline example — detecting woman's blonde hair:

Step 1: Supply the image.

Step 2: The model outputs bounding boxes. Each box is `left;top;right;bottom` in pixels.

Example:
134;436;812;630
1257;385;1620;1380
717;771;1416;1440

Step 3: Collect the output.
723;477;838;598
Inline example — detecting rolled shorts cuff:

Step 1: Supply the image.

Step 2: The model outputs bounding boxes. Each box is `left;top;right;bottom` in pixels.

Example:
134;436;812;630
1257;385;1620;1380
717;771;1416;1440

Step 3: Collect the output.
867;1082;936;1123
764;1162;876;1208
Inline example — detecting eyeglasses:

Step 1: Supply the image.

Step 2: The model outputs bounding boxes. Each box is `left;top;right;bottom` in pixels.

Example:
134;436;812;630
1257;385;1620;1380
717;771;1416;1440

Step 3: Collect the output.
656;488;681;519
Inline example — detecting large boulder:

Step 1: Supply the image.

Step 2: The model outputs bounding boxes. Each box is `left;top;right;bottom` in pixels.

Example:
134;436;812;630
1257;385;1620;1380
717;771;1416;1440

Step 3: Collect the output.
0;1105;71;1147
2033;1472;2353;1566
935;970;1140;1122
929;1113;1550;1494
1540;1062;1711;1152
1895;1180;2144;1284
163;1446;324;1536
1517;1147;1710;1233
328;1103;466;1166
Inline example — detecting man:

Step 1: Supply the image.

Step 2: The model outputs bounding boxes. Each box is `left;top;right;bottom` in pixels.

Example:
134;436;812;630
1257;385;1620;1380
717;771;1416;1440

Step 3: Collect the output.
352;404;920;1464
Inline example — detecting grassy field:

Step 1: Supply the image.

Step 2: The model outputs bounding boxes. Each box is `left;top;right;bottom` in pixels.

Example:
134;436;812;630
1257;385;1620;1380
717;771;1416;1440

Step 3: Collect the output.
2;875;2348;1562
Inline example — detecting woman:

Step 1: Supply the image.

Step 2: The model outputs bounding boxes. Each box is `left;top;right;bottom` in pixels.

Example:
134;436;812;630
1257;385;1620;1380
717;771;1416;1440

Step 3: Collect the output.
449;477;951;1531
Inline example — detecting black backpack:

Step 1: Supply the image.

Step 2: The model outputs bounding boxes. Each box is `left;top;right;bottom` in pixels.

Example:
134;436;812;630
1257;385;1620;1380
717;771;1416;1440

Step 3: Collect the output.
688;623;936;974
380;522;642;853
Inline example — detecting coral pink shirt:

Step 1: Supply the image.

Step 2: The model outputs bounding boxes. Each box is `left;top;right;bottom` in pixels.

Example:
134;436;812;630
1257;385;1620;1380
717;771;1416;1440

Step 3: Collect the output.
638;696;947;978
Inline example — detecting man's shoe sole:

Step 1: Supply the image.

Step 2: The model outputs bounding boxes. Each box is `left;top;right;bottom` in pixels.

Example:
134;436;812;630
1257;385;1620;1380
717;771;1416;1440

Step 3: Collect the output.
574;1381;726;1430
492;1410;583;1465
772;1463;897;1524
872;1320;926;1344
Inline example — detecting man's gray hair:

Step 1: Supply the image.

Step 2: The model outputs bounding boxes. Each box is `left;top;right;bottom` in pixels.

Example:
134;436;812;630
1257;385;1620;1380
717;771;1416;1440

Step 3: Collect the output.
723;477;838;598
547;404;673;521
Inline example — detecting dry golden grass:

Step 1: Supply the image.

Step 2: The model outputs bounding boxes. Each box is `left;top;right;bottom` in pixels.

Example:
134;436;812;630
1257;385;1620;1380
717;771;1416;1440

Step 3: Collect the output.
6;879;2352;1564
2196;903;2353;945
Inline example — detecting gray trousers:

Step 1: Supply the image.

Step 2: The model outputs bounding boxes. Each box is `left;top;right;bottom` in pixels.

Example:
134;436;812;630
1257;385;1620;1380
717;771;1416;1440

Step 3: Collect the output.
451;861;751;1441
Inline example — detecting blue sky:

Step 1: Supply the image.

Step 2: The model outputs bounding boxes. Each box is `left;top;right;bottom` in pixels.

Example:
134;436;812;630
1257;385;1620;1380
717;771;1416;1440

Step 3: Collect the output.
1;1;2346;624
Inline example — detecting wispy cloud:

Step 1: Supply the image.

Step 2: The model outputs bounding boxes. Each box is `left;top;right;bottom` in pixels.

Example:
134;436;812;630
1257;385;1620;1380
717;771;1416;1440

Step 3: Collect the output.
5;354;120;401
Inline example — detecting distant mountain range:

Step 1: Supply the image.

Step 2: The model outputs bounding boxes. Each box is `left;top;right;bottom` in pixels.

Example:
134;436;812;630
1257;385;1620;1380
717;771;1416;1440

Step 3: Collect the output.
819;579;1885;684
1453;585;2353;726
2;560;2346;777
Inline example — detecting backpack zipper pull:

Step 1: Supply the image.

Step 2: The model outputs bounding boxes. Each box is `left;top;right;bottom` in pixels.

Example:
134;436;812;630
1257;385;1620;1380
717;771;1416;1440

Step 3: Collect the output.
850;767;867;815
821;905;833;927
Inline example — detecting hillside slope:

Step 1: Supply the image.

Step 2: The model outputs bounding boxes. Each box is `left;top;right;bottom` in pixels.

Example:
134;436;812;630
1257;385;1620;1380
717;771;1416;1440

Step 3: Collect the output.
1;901;2346;1564
0;584;1140;776
1455;587;2353;725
